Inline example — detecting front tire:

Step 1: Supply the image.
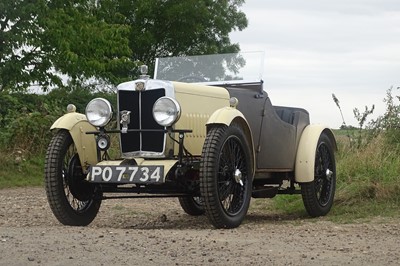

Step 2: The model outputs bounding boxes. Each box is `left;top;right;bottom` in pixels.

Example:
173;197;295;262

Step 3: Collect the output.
301;132;336;217
44;130;102;226
200;124;253;229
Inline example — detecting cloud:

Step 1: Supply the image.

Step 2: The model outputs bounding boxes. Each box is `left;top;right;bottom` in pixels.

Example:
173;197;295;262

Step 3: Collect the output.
242;0;400;15
231;0;400;128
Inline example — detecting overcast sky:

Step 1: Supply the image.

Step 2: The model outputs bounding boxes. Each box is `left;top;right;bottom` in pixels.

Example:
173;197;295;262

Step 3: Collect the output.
230;0;400;128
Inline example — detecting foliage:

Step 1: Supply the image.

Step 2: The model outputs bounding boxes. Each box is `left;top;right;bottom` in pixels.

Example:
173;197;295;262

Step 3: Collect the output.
0;0;134;92
1;0;248;92
332;93;376;148
352;105;375;147
332;93;346;128
333;87;400;149
111;0;248;73
0;89;116;154
373;87;400;148
43;1;134;87
343;87;400;150
0;0;46;91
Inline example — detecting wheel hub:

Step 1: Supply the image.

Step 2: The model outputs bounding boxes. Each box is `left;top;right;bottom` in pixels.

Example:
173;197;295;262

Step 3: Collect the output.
234;169;243;186
325;169;333;180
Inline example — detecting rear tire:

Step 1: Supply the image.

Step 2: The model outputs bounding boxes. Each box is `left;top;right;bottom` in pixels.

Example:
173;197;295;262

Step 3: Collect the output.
44;130;102;226
301;132;336;217
178;197;205;216
200;124;253;229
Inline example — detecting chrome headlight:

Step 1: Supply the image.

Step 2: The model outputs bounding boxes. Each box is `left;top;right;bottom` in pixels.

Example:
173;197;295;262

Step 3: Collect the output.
85;98;113;127
152;97;181;127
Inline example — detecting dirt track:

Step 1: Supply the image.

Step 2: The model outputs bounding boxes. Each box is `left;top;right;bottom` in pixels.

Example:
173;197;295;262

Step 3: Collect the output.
0;187;399;265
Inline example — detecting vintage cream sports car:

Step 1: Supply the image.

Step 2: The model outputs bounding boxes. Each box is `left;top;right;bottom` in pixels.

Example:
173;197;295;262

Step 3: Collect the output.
45;52;336;229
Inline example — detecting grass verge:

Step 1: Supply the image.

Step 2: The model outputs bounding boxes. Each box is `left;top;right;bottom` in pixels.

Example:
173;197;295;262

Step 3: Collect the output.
0;151;44;189
264;132;400;223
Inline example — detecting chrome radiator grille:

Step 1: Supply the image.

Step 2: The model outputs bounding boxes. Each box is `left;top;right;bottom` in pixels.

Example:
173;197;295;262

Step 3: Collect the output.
118;89;166;155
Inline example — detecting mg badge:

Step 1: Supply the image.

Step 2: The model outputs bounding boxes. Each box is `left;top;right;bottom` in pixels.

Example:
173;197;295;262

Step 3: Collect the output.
135;81;145;91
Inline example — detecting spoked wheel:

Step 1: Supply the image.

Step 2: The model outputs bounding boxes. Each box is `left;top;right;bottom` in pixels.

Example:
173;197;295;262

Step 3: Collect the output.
45;129;102;226
178;196;205;216
200;124;253;229
301;132;336;217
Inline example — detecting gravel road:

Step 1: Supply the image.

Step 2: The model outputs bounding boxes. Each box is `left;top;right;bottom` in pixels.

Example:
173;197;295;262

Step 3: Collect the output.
0;187;399;265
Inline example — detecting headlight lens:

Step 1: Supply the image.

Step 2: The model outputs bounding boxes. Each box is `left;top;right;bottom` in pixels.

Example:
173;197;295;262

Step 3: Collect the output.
85;98;113;127
152;97;181;127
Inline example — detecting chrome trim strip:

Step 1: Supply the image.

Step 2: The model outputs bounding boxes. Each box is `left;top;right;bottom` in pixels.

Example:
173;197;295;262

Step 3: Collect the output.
154;58;159;79
139;91;143;150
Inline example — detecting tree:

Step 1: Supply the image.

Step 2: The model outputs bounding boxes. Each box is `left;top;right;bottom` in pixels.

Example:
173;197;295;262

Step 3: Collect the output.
41;1;135;90
1;0;134;92
1;0;248;92
101;0;248;73
0;0;48;91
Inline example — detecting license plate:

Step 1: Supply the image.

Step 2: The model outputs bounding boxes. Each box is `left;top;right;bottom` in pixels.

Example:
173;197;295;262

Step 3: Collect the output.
88;165;164;184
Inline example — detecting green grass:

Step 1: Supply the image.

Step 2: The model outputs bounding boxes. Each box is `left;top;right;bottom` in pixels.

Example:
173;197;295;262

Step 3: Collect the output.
0;151;44;189
265;131;400;223
265;195;400;224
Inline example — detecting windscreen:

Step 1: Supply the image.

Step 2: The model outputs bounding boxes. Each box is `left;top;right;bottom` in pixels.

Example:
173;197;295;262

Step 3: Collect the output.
154;52;264;84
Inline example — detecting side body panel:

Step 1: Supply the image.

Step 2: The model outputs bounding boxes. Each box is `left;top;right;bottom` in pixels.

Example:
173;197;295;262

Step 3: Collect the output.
224;84;264;168
51;112;98;171
173;82;230;155
258;98;297;169
295;125;337;182
225;83;309;171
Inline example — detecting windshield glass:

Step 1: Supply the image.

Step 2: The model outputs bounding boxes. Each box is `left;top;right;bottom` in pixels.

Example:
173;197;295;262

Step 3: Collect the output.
154;51;264;84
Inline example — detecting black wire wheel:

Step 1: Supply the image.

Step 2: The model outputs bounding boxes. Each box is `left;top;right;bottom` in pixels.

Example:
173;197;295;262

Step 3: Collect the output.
44;129;102;226
301;132;336;217
200;124;253;229
178;196;205;216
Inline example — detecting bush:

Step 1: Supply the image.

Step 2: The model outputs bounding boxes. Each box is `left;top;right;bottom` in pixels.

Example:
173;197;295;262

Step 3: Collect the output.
0;88;116;155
